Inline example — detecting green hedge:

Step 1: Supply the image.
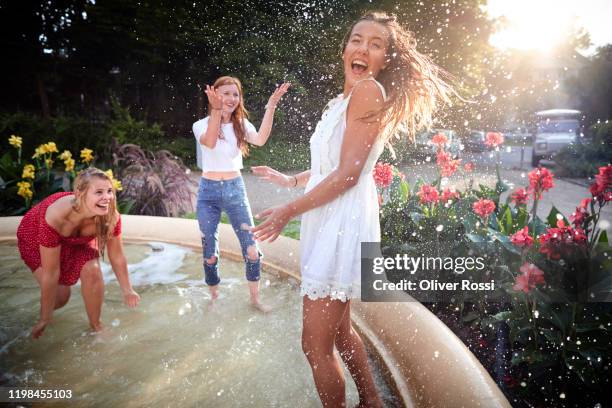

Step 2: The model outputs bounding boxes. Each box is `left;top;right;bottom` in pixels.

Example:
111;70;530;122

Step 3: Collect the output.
554;122;612;177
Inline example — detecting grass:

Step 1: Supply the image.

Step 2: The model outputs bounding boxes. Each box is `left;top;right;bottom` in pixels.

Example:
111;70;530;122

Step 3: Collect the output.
182;212;301;240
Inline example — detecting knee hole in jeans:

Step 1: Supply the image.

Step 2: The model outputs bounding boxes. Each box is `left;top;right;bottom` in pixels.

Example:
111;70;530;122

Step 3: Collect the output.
246;245;259;262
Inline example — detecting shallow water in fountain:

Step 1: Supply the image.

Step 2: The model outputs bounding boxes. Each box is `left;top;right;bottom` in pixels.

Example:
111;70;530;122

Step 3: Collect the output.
0;242;400;407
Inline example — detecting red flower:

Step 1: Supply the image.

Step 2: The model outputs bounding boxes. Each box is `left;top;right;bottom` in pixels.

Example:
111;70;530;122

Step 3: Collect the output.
589;164;612;203
432;132;448;147
511;188;529;205
473;198;496;219
570;198;591;226
436;151;461;177
463;162;475;172
510;226;534;248
417;184;439;204
512;262;545;293
539;220;587;260
485;132;504;148
528;167;554;200
440;187;460;203
373;162;394;188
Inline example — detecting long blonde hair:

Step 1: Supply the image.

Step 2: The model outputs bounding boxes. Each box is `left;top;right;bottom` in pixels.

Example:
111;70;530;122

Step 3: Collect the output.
72;167;119;257
343;11;457;142
209;76;250;156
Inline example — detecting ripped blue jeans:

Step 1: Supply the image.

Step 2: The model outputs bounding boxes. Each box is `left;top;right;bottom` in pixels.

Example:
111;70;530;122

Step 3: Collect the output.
196;176;262;286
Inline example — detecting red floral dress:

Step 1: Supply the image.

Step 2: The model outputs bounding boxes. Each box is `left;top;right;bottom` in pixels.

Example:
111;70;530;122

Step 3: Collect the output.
16;192;121;286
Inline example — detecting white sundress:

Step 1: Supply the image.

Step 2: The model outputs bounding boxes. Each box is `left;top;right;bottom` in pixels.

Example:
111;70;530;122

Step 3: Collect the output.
300;78;387;302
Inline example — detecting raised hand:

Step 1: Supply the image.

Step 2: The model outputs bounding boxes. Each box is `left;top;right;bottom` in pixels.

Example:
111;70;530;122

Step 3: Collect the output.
267;83;291;109
204;85;223;110
252;166;294;188
251;206;292;243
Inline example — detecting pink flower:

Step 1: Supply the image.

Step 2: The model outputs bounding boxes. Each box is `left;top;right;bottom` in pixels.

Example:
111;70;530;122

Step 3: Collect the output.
373;162;394;188
473;198;495;219
463;162;475;172
417;184;439;204
485;132;504;148
528;167;554;200
512;262;545;293
440;187;460;203
539;220;587;260
589;165;612;203
432;132;448;147
510;226;533;248
436;151;460;177
511;188;529;205
570;198;591;226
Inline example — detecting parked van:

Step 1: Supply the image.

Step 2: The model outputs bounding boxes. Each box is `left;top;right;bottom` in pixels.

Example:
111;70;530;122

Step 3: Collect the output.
532;109;581;166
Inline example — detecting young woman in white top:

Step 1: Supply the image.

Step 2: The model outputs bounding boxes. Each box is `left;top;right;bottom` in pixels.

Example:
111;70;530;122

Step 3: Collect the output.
252;12;455;407
193;76;289;311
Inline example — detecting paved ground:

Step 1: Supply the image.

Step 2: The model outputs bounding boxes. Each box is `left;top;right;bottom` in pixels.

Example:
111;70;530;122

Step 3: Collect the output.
189;147;611;232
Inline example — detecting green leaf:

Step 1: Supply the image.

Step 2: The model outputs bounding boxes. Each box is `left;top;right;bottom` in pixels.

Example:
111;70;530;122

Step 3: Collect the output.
598;230;608;244
547;206;568;227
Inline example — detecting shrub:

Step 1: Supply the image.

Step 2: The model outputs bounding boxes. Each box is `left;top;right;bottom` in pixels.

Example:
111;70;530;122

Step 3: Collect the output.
554;121;612;177
111;141;196;217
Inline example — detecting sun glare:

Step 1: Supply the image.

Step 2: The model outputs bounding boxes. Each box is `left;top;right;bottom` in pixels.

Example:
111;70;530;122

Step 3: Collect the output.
487;0;577;52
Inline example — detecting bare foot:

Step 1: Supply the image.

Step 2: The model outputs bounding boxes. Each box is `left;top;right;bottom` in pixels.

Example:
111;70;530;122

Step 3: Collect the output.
90;321;104;332
209;285;219;300
250;300;272;313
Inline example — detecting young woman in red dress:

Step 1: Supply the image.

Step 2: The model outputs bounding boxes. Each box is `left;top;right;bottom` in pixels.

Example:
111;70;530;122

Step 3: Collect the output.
17;167;140;339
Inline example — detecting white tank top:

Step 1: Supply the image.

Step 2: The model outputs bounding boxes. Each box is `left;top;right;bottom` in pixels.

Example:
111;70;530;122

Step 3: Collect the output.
193;117;256;171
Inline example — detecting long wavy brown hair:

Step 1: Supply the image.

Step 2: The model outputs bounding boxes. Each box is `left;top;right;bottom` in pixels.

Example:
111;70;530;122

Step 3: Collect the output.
342;11;457;142
72;167;119;258
209;76;250;156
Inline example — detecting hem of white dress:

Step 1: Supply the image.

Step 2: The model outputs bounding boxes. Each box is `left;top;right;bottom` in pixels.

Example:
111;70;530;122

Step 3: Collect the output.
299;278;361;302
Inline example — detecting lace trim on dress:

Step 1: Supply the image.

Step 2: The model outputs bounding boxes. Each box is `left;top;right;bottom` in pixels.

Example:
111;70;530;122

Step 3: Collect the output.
300;278;360;302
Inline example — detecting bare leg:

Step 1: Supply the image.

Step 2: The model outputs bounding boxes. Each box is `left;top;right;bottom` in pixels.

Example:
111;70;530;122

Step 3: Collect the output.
33;267;71;309
79;259;104;331
248;280;271;313
335;302;382;408
302;296;349;407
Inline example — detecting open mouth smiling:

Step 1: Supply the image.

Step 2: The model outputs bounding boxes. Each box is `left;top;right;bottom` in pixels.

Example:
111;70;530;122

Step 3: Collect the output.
351;59;369;75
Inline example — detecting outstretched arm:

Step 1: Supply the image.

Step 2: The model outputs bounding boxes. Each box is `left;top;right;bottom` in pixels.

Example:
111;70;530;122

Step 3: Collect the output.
107;235;140;307
248;83;291;146
252;80;384;242
252;166;311;188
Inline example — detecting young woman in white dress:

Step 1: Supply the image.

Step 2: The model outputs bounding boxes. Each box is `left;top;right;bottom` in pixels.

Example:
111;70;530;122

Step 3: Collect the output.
252;11;455;407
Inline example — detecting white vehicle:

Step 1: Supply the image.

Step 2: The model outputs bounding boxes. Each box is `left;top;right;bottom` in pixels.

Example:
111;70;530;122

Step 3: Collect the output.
532;109;581;167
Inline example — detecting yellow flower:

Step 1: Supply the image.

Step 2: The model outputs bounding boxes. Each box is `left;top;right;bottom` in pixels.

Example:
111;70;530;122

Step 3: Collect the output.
80;148;94;164
104;169;122;191
64;158;75;172
32;145;46;159
112;178;123;191
8;135;22;148
45;142;58;154
22;164;35;179
59;150;72;160
45;158;54;168
17;181;33;200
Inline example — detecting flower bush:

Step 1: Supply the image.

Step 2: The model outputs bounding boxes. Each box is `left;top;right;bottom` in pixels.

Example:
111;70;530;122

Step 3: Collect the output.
376;131;611;405
1;135;122;214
